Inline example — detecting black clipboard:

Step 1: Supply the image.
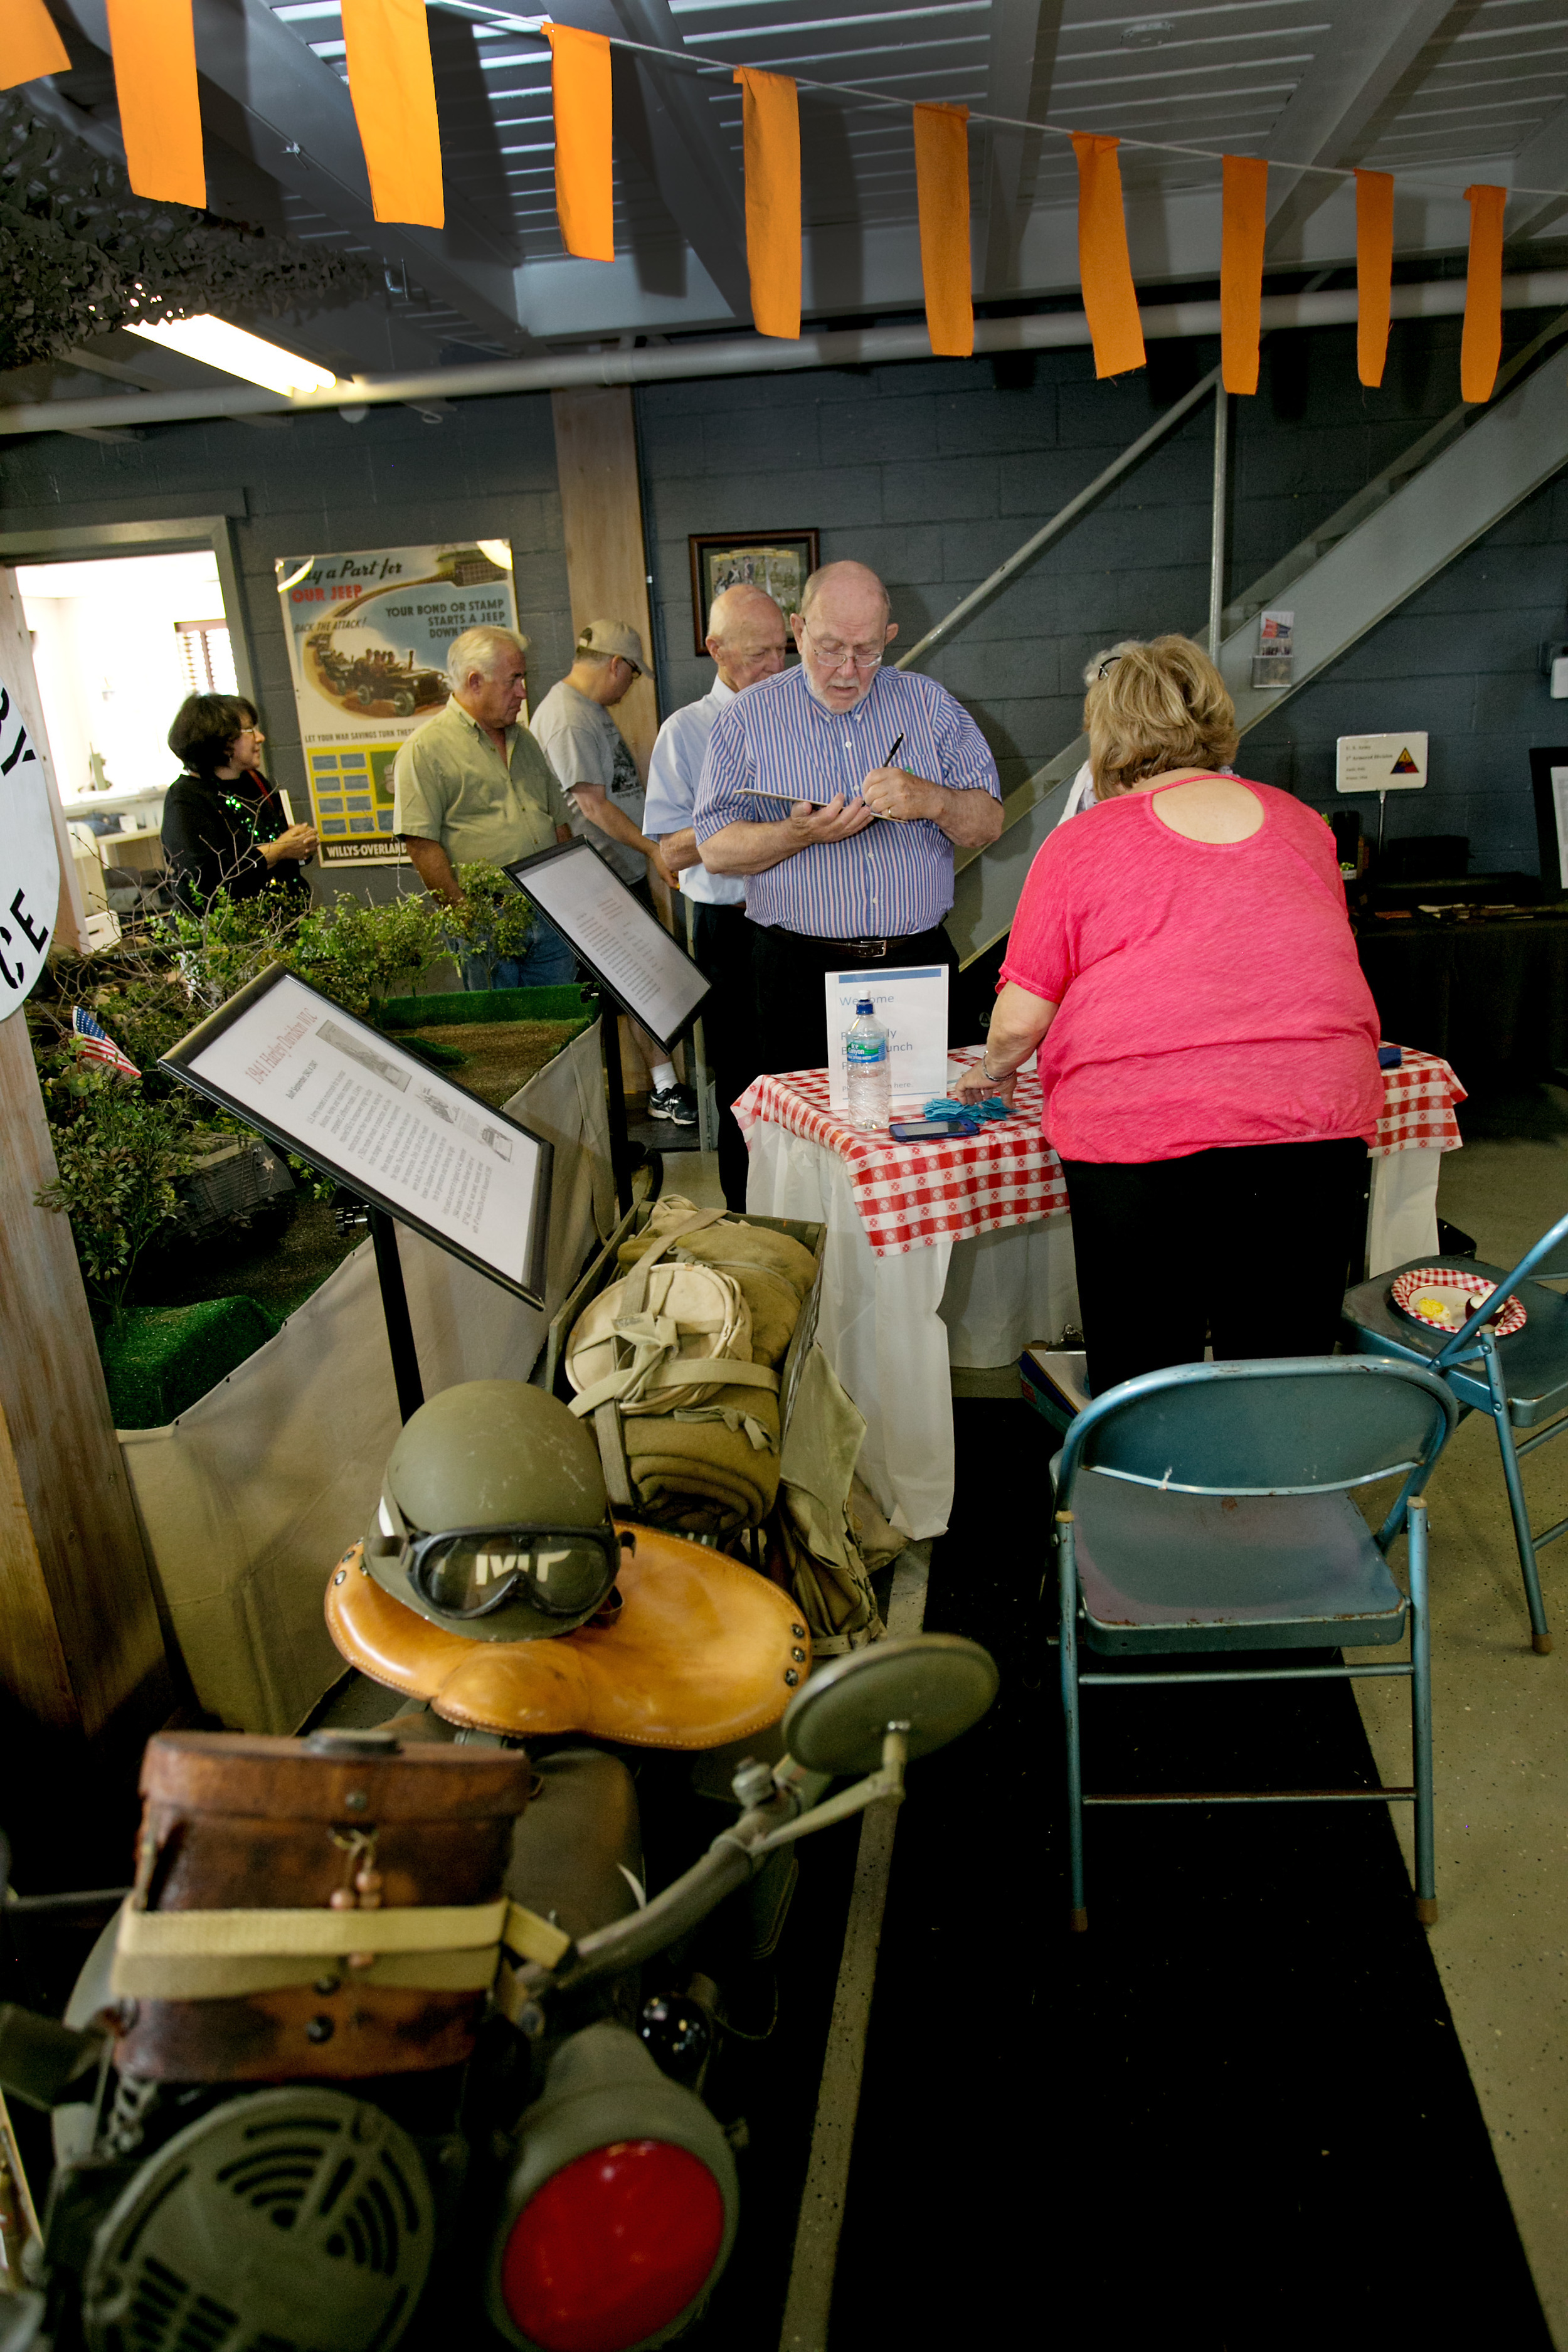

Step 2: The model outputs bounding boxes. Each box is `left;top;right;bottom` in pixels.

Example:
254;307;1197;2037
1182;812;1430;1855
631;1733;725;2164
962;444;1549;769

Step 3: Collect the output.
504;838;712;1053
160;964;554;1307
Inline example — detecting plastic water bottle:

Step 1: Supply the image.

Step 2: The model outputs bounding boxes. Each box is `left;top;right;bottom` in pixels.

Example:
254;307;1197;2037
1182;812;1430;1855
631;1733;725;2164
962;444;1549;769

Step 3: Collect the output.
845;996;891;1131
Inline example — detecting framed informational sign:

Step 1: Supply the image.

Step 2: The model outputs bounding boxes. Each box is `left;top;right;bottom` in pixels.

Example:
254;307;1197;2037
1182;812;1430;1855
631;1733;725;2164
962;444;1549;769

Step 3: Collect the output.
1529;747;1568;896
505;839;711;1052
275;541;519;866
824;965;949;1112
161;967;553;1303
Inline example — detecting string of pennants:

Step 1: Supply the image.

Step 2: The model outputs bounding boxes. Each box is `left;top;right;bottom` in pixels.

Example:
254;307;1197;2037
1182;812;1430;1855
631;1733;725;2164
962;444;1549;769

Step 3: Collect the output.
3;0;1515;404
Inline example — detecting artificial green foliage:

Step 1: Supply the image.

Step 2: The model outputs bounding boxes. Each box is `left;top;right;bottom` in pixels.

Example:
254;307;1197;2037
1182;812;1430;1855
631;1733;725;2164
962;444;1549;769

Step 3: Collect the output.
34;1064;194;1318
0;97;376;373
162;887;303;1014
102;1296;280;1429
435;862;539;988
292;889;450;1017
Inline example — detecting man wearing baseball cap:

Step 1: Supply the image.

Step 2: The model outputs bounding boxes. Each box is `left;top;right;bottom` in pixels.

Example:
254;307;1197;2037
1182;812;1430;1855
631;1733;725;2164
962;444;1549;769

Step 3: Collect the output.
532;621;697;1124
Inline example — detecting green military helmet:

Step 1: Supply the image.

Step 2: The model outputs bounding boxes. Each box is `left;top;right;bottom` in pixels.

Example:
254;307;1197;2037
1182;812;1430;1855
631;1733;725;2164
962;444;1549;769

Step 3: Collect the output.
364;1380;624;1643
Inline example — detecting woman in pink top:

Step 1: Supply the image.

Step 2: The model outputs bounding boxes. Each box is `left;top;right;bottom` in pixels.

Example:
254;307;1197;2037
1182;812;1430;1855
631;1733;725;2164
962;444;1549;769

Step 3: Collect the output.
958;636;1382;1397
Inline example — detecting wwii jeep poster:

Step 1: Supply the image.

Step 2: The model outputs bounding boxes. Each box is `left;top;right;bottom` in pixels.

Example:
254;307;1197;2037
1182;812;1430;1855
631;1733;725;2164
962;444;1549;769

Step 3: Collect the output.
275;541;519;866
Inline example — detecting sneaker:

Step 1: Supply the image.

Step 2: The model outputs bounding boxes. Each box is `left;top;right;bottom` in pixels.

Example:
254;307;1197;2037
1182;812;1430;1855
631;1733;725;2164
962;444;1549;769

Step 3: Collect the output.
647;1083;699;1127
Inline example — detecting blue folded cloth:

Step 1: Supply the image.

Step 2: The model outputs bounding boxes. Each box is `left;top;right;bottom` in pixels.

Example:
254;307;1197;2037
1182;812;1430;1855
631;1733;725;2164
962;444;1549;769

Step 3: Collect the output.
1377;1043;1403;1069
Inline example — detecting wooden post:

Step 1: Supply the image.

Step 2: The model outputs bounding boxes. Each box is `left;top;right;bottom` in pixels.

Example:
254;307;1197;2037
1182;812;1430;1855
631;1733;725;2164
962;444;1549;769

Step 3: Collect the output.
551;386;681;1095
0;1011;171;1744
550;386;661;785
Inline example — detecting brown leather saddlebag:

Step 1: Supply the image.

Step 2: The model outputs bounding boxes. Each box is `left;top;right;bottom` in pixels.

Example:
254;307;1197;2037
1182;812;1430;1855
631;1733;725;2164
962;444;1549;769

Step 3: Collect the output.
110;1729;531;2084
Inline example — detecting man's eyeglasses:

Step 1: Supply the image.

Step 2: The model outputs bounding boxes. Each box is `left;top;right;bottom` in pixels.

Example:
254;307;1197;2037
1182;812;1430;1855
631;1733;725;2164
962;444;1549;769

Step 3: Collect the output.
801;624;886;674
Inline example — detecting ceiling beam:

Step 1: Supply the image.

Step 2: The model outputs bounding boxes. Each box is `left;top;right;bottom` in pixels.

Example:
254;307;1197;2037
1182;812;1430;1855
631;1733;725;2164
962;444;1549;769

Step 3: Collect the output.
980;1;1063;299
48;0;529;348
1505;98;1568;245
1261;0;1456;255
549;0;751;319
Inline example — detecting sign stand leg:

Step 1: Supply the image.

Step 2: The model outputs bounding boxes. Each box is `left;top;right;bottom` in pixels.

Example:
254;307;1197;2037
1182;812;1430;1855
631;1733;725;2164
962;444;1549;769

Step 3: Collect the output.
368;1206;424;1424
598;999;635;1214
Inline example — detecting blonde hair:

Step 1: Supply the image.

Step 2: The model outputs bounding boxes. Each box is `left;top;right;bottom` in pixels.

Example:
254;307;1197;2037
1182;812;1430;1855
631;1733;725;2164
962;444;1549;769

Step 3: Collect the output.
1083;635;1238;797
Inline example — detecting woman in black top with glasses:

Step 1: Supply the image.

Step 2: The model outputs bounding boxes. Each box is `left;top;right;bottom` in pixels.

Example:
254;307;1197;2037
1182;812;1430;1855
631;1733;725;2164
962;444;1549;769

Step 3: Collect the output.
161;694;318;914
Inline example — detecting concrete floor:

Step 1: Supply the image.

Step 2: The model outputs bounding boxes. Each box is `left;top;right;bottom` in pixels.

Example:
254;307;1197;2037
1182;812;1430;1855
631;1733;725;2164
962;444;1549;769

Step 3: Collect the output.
1348;1103;1568;2346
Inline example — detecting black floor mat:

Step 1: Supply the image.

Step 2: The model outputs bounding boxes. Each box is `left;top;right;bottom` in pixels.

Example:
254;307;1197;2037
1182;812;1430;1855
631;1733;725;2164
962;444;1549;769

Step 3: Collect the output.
829;1399;1550;2348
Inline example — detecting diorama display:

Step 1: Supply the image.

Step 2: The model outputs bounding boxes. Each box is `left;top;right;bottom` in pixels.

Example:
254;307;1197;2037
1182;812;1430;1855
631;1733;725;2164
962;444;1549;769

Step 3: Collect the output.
25;874;588;1427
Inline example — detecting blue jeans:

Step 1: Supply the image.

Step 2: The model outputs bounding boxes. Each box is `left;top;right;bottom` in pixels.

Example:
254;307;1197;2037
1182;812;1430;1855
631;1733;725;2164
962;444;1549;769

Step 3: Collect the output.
463;914;578;992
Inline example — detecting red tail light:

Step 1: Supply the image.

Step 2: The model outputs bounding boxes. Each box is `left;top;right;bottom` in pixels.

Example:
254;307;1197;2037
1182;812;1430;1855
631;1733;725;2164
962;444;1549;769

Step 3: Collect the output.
499;2137;726;2352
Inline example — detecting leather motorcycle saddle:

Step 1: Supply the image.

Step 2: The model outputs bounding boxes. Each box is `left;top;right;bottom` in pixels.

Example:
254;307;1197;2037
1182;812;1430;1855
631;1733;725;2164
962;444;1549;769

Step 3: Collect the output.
326;1522;812;1749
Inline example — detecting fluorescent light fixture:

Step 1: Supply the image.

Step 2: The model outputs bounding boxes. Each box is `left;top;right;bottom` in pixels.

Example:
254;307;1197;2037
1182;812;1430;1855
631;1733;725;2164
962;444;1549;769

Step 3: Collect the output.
126;316;339;398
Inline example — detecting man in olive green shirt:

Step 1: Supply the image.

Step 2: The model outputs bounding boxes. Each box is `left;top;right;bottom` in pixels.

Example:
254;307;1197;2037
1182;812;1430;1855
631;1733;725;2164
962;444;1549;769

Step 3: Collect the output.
393;625;576;987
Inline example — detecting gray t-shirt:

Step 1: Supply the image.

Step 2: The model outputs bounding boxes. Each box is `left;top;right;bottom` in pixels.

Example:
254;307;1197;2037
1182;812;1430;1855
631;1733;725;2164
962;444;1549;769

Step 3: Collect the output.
530;679;647;887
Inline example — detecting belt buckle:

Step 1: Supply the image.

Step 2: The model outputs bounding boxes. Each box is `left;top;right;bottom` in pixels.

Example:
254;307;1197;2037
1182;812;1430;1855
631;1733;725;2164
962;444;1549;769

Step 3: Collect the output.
849;936;887;959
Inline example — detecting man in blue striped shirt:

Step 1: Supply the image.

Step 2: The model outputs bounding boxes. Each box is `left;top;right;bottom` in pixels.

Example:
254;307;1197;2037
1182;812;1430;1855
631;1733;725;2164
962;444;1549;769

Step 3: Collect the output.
692;561;1003;1075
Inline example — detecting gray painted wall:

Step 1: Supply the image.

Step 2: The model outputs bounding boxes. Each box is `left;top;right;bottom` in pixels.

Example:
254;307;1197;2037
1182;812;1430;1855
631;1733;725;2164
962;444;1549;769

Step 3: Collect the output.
3;307;1564;884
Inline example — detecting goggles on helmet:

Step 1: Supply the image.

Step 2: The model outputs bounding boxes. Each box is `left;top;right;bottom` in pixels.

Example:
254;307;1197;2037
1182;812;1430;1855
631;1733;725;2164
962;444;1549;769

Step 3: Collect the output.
373;1491;621;1627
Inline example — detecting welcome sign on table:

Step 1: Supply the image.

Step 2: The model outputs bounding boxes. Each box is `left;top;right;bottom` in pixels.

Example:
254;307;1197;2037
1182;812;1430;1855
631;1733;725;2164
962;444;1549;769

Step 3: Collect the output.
824;966;949;1114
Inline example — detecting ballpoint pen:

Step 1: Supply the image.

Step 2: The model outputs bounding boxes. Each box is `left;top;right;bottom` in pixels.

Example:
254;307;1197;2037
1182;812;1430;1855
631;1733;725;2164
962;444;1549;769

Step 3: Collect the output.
884;732;904;765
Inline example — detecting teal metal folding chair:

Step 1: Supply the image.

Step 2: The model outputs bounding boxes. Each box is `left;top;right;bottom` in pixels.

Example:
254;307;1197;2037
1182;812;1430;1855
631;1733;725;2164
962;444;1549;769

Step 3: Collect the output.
1055;1357;1458;1933
1342;1209;1568;1655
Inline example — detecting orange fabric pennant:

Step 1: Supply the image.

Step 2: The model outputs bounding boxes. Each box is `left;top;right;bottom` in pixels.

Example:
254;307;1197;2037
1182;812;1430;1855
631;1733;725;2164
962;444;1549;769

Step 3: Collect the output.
1461;183;1507;403
2;0;70;90
545;21;613;264
1355;169;1394;389
105;0;204;209
1219;154;1268;395
913;102;972;358
1071;134;1145;379
342;0;443;229
733;68;800;340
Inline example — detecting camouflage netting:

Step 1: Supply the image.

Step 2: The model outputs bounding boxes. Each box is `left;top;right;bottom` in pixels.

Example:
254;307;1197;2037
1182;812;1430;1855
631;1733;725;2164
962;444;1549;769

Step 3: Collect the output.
0;93;377;374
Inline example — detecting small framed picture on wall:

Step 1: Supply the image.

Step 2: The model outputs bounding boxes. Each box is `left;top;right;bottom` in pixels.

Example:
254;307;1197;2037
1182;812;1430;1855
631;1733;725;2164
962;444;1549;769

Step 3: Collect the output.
689;531;820;654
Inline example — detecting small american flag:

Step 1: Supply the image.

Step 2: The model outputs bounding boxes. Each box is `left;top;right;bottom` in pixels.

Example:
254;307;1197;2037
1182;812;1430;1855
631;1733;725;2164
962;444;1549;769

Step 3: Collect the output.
72;1006;140;1079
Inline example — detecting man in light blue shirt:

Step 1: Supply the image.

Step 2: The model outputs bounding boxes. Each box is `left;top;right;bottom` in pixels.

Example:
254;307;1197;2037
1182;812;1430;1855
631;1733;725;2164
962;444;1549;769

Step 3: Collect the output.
645;584;788;1205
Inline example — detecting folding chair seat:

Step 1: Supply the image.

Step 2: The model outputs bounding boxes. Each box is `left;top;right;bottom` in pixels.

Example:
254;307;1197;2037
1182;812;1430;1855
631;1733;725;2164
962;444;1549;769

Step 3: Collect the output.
1055;1357;1457;1934
1342;1211;1568;1653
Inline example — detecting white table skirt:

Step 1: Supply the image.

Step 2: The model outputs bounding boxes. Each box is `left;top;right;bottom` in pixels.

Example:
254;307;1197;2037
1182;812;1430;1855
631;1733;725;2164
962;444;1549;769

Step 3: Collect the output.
748;1121;1445;1541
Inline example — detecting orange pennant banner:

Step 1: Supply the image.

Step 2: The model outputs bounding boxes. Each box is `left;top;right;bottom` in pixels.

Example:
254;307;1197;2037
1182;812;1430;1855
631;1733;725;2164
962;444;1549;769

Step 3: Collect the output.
734;68;800;341
1220;155;1267;395
342;0;443;229
1461;183;1506;403
913;103;972;358
1071;134;1145;379
105;0;204;210
2;0;70;90
545;21;613;264
1355;169;1394;389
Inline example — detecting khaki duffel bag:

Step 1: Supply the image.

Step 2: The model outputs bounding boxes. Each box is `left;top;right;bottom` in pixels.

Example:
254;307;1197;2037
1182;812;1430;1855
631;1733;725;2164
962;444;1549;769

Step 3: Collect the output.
617;1198;818;1368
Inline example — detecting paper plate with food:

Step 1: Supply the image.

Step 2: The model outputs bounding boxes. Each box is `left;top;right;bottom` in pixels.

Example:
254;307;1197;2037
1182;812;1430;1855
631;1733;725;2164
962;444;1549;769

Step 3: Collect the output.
1389;1266;1527;1338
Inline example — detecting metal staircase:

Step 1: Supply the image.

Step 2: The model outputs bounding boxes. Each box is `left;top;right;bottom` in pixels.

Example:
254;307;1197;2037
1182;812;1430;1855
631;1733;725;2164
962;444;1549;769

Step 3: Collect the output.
946;312;1568;968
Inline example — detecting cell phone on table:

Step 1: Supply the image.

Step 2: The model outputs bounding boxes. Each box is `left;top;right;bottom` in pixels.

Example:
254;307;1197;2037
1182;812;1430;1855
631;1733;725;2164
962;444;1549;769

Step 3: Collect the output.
889;1117;967;1141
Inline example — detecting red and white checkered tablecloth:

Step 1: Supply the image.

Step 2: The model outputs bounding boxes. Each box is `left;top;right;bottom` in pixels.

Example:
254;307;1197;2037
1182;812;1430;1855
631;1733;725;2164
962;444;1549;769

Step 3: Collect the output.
733;1044;1465;1260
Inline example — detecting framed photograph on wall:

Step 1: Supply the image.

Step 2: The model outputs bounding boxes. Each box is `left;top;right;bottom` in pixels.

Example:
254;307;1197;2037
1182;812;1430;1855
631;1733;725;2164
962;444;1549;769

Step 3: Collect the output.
689;531;819;654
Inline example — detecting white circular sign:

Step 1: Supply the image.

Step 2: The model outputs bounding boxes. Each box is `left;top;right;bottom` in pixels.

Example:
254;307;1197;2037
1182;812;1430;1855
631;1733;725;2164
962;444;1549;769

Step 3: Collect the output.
0;670;60;1023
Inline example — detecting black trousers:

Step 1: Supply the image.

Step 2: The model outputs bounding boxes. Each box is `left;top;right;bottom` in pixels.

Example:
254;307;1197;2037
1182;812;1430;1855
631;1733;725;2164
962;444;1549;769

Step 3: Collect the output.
689;902;759;1212
753;921;961;1079
1058;1136;1368;1399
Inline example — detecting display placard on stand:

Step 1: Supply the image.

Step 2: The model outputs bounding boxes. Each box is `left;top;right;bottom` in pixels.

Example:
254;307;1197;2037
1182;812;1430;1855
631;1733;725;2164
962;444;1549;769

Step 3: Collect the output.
505;840;712;1209
161;968;554;1419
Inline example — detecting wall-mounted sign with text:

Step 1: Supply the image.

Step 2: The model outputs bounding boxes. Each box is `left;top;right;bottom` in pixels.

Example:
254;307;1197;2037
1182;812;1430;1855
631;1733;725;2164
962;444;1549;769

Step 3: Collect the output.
275;541;519;866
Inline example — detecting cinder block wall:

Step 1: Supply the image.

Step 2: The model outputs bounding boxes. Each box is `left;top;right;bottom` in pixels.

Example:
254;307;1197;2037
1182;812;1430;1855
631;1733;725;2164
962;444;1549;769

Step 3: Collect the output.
3;307;1563;878
642;309;1567;875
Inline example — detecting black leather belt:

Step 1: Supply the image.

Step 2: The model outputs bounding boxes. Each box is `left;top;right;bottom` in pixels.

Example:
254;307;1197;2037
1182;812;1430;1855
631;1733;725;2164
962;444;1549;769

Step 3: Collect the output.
775;929;892;958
